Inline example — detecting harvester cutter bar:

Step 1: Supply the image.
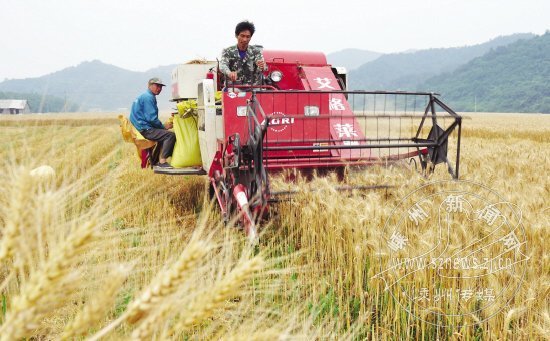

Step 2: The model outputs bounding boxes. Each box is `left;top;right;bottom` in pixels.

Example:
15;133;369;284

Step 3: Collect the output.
268;184;392;203
263;142;437;151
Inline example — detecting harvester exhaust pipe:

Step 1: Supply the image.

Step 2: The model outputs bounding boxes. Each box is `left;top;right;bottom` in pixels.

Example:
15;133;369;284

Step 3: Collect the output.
232;184;258;243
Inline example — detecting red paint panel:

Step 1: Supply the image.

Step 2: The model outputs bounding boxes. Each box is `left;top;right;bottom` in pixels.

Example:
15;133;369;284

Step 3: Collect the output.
300;67;370;159
222;91;251;144
300;66;341;91
266;63;305;90
256;93;331;159
263;50;327;65
223;90;372;162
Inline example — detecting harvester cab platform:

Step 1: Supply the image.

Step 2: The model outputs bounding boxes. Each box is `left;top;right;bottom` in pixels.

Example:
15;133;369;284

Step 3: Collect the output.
154;167;206;176
165;50;462;241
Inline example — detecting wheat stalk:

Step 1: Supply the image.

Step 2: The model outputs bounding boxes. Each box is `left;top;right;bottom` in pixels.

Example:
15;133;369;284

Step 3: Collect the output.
503;308;526;338
60;264;130;339
126;240;210;324
0;218;98;340
223;330;288;341
0;168;33;264
2;113;549;339
130;302;172;341
87;240;210;341
170;256;264;335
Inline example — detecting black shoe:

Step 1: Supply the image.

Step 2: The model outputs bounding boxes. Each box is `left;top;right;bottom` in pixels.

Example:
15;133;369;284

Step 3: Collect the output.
155;162;173;169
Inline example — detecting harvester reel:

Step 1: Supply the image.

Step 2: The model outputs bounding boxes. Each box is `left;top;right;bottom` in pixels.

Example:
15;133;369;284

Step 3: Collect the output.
426;125;448;166
413;124;450;177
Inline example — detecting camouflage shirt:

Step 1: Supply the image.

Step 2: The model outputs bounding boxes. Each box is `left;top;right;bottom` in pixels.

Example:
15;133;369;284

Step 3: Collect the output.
219;45;266;86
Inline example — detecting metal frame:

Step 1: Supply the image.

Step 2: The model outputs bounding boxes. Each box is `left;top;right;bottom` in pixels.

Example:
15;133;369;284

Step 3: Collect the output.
205;49;464;240
246;90;461;179
213;89;462;224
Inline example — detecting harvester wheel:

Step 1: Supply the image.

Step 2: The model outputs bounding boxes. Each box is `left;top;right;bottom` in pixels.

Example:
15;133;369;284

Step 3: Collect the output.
208;181;215;201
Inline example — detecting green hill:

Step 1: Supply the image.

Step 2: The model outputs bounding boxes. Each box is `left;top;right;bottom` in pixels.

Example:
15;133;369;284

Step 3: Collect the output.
0;61;176;112
422;32;550;113
349;33;535;91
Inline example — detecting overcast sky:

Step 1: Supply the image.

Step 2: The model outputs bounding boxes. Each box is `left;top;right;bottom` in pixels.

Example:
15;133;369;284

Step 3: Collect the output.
2;0;549;80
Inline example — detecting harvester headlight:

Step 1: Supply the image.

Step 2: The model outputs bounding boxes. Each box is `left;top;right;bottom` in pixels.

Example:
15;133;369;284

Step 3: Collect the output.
237;106;248;117
304;106;319;116
269;70;283;82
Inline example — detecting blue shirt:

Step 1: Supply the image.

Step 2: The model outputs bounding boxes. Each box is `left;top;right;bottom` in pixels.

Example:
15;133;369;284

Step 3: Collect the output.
238;49;246;59
129;89;164;131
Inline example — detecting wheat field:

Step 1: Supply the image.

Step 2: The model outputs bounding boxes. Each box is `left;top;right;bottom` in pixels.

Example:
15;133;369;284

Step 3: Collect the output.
0;112;548;340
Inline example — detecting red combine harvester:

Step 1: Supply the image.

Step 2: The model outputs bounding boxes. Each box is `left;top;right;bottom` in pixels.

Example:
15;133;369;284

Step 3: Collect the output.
162;50;462;241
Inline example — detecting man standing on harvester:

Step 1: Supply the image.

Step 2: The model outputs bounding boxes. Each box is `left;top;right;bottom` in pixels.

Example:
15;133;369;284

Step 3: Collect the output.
130;77;175;169
220;21;267;86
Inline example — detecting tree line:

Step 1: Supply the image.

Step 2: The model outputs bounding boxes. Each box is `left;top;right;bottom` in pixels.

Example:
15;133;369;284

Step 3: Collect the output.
0;91;78;113
423;32;550;113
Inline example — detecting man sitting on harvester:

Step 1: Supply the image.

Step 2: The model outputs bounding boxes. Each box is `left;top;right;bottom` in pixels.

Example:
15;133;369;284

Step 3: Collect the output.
219;21;267;87
129;78;175;169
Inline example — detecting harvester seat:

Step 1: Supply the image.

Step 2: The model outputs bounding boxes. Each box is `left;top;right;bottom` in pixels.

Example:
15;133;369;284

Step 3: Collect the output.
118;115;159;168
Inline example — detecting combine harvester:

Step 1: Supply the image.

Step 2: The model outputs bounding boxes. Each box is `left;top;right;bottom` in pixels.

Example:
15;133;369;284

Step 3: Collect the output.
159;50;462;241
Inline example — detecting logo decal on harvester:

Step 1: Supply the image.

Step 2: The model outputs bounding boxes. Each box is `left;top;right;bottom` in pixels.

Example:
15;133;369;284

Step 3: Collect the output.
333;123;358;138
313;77;335;89
261;112;295;133
329;98;345;111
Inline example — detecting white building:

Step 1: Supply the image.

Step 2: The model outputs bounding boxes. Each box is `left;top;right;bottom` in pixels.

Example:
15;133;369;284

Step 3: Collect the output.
0;99;31;114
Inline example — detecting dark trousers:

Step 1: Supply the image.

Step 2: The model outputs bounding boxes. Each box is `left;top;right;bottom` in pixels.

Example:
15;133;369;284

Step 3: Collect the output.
140;128;176;160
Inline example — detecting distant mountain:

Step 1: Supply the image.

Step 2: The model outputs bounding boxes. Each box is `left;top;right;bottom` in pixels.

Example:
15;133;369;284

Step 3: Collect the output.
1;32;545;113
0;60;177;112
422;32;550;113
349;33;536;91
327;48;383;71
